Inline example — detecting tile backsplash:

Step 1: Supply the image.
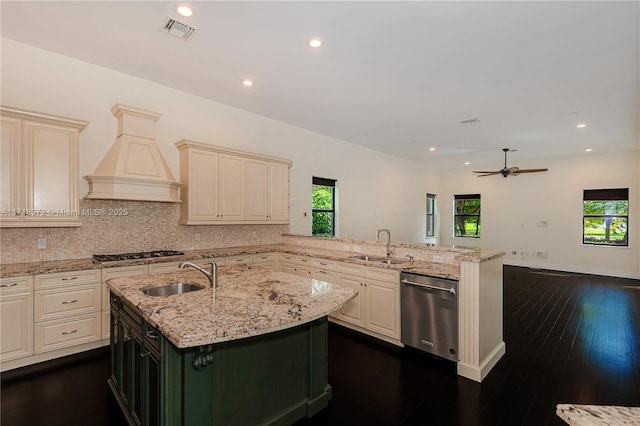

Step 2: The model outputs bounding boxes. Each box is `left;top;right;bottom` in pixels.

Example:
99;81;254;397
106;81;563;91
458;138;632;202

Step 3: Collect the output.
0;199;288;264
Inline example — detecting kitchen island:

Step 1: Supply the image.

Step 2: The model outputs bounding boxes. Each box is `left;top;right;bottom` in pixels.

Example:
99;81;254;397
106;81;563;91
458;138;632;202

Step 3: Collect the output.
107;265;357;426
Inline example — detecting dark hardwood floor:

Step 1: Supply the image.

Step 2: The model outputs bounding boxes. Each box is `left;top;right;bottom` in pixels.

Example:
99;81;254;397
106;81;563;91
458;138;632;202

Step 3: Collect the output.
2;266;639;425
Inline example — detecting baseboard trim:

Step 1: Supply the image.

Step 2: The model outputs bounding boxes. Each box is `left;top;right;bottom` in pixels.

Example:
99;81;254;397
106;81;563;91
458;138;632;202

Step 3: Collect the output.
457;341;506;383
504;260;639;280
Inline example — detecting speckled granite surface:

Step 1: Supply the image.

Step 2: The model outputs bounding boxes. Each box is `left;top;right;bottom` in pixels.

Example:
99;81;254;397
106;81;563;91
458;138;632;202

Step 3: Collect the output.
556;404;640;425
1;243;468;280
108;265;358;348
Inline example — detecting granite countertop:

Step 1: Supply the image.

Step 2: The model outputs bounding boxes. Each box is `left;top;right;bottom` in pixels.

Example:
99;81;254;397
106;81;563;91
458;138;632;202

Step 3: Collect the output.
1;243;466;280
556;403;640;425
107;265;358;348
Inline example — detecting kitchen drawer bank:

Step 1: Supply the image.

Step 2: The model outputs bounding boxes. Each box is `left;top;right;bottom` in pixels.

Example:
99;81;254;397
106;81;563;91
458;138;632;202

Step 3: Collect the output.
107;267;356;426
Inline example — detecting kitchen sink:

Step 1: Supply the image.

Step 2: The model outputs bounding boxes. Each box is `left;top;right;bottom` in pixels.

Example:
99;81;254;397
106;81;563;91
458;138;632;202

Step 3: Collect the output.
348;255;407;264
142;282;205;297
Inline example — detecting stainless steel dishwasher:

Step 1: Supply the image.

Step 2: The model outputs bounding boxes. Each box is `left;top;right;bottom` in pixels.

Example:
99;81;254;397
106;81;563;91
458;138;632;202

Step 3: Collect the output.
400;272;459;362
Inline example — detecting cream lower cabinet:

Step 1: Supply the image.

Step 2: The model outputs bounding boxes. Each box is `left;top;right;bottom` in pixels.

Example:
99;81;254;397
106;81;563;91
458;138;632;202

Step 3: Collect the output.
331;263;401;345
1;106;88;228
34;270;102;354
102;265;149;340
176;140;291;225
0;275;34;362
278;254;337;283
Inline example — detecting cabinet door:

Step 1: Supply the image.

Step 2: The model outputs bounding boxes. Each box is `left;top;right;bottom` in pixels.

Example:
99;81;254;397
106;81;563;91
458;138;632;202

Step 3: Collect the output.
186;149;219;222
268;162;289;221
311;269;336;284
245;158;268;220
364;278;399;339
0;116;22;224
333;275;364;327
0;292;33;362
23;120;79;224
279;263;297;275
219;154;245;220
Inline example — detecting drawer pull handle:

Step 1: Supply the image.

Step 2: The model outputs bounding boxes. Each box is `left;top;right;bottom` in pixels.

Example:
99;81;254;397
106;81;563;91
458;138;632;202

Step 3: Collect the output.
140;351;150;358
124;334;133;342
320;262;327;266
146;330;159;340
62;299;78;304
62;277;78;281
0;283;18;288
62;329;78;335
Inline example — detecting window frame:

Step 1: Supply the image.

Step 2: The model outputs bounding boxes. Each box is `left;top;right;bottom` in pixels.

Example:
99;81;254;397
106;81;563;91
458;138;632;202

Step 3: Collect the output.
453;194;481;238
426;193;436;238
312;177;337;238
582;188;629;247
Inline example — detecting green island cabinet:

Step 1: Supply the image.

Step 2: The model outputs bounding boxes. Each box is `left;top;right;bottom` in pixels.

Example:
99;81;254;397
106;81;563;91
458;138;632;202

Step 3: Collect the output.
108;292;331;426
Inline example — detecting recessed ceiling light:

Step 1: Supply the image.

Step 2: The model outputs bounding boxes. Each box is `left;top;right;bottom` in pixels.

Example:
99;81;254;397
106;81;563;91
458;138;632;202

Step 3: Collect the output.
242;79;253;87
464;162;470;165
585;148;593;152
429;147;436;151
308;38;323;48
576;123;587;128
177;6;193;17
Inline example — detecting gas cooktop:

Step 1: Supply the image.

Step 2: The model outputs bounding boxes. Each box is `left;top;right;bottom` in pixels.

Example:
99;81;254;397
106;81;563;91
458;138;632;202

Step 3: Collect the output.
92;250;184;263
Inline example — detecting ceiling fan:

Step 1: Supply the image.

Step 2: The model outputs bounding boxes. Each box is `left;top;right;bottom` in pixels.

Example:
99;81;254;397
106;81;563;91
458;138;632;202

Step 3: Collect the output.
472;148;549;178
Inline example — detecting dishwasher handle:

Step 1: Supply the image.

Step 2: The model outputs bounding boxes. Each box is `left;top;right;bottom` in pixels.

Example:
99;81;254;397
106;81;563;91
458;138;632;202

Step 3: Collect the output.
401;278;456;295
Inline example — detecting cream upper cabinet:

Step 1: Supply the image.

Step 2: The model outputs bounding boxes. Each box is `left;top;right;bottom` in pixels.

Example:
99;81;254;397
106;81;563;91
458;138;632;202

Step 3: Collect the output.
267;161;290;221
176;140;291;225
0;106;88;227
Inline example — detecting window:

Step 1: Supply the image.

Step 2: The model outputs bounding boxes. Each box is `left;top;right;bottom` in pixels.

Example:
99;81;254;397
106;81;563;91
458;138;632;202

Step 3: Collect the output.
426;193;436;237
583;188;628;246
312;177;336;237
454;194;481;238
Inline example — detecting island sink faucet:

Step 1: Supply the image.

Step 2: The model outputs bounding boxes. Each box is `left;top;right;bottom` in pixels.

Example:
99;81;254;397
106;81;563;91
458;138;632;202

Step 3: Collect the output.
179;260;217;288
376;229;392;258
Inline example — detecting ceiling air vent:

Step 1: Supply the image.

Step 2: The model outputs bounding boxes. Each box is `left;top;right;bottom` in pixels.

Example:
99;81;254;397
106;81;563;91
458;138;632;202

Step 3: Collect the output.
161;17;198;40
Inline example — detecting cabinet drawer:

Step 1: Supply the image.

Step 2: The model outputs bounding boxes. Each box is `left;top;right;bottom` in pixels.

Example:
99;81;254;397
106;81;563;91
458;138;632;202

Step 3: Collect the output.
279;253;299;264
35;283;101;322
35;269;101;290
196;257;226;267
148;261;181;274
101;265;148;282
226;255;253;265
0;275;33;294
337;262;365;276
253;253;276;263
34;312;101;354
365;267;400;283
311;258;336;270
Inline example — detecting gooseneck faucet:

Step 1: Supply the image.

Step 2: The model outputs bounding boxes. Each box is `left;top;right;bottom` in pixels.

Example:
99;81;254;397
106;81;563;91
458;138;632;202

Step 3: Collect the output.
376;229;392;258
179;260;217;288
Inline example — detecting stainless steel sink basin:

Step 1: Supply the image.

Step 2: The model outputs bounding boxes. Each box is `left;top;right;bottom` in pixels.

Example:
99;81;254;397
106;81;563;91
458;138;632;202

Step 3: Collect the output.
141;282;205;297
348;255;406;264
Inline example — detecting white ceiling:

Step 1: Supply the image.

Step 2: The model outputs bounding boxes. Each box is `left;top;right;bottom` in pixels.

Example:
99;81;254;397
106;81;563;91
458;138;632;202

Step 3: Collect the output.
1;1;638;169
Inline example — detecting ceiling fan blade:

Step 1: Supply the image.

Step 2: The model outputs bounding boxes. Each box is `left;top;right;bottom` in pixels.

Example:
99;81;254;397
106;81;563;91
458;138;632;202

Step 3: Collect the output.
476;172;501;177
472;170;500;174
512;168;549;174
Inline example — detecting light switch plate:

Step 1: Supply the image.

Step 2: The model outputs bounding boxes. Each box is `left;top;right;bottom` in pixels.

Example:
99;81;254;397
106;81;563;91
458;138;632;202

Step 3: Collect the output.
37;238;46;249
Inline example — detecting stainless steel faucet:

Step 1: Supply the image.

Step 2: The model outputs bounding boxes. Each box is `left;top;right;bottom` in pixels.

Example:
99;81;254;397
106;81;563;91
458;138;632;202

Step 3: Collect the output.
376;229;392;258
180;260;217;288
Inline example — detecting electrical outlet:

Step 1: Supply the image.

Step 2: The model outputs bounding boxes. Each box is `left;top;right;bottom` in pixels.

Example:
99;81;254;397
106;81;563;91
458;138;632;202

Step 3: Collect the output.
252;231;257;239
536;251;547;259
195;233;201;241
537;221;548;228
37;238;46;249
433;255;443;263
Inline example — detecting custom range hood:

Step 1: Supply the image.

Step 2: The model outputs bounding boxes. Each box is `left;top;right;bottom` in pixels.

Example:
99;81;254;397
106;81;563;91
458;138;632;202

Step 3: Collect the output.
84;104;180;202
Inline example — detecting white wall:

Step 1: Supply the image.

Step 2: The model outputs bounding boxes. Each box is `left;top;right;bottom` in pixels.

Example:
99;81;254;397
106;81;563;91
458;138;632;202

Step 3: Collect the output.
439;151;640;279
1;39;438;244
